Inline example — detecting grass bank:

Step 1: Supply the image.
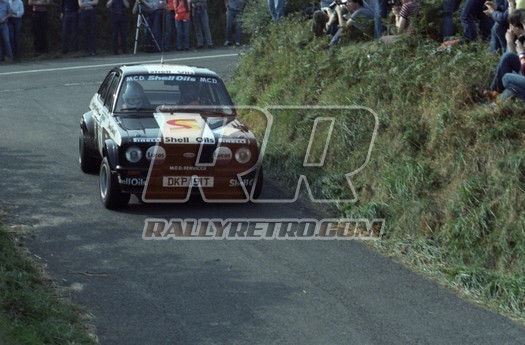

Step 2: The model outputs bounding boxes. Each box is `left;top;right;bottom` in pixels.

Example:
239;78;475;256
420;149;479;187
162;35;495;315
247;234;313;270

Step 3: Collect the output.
229;17;525;322
0;224;96;345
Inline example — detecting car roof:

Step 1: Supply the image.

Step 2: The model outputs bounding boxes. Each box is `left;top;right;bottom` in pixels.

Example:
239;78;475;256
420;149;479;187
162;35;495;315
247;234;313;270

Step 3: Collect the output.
117;64;220;78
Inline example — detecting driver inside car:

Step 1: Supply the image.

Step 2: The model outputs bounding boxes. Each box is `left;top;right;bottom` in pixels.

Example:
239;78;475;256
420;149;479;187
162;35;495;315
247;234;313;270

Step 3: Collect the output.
121;81;151;110
178;82;202;106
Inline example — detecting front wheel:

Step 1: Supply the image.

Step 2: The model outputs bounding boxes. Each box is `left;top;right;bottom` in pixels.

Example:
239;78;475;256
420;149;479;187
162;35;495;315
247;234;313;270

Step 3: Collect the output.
99;157;130;209
79;129;99;174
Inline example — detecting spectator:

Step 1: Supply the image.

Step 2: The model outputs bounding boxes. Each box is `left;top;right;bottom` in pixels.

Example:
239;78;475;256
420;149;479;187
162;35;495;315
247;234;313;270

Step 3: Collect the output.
324;5;343;36
478;10;525;101
442;0;462;40
461;0;493;42
374;0;387;39
8;0;23;60
28;0;50;55
380;0;419;43
133;0;162;52
505;9;524;52
484;0;509;53
224;0;244;46
192;0;213;49
481;44;525;102
330;0;374;46
0;0;12;62
312;7;336;37
174;0;190;50
268;0;284;22
163;0;175;51
304;0;331;17
61;0;79;54
79;0;98;56
107;0;129;54
364;0;376;17
500;45;525;102
148;0;163;52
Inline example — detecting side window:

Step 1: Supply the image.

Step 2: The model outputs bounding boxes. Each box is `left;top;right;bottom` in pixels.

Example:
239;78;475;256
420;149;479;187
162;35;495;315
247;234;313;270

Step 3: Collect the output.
105;74;121;111
98;72;116;104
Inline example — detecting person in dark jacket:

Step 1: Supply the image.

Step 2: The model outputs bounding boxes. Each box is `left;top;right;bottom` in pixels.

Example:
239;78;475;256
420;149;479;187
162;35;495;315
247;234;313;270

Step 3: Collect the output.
107;0;129;54
224;0;244;46
61;0;79;53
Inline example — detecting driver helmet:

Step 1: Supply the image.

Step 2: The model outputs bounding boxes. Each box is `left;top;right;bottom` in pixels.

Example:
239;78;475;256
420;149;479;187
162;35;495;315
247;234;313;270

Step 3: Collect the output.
122;81;146;109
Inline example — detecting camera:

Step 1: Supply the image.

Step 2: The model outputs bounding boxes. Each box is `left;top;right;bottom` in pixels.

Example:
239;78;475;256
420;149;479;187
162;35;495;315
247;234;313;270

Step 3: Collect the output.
519;35;525;44
329;0;348;9
388;0;401;6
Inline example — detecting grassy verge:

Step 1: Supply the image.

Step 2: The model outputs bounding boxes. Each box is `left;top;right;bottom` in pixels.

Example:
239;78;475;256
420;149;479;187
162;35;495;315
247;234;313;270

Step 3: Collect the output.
0;224;96;345
229;15;525;322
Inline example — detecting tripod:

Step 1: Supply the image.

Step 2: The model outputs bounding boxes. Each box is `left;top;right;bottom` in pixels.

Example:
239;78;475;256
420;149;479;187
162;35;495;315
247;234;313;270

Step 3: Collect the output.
133;4;161;54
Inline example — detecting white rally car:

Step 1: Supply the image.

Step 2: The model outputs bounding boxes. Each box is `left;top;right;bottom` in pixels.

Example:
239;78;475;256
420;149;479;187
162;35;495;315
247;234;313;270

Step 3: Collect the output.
79;64;263;209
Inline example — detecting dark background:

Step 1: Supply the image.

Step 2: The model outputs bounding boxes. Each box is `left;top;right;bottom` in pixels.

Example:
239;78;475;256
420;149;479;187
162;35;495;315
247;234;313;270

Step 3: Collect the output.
16;0;231;57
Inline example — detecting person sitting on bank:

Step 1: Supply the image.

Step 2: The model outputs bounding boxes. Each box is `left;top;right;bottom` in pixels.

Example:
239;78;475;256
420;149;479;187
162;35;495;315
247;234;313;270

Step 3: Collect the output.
330;0;374;46
380;0;419;44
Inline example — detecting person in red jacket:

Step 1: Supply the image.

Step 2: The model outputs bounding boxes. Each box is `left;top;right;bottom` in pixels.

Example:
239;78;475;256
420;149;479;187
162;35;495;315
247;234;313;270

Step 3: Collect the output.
175;0;190;50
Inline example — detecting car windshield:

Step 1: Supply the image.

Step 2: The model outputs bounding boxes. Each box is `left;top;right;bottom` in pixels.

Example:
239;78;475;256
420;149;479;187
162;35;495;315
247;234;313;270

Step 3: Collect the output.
115;74;235;114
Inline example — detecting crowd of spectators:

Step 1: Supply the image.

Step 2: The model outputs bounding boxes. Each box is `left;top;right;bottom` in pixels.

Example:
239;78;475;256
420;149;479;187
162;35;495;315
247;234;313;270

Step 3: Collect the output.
0;0;248;62
312;0;419;45
1;0;524;104
310;0;525;103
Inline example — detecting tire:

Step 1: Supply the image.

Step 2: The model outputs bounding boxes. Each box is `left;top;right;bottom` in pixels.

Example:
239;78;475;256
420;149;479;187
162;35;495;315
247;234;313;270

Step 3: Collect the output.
99;157;130;209
79;129;99;174
251;168;264;200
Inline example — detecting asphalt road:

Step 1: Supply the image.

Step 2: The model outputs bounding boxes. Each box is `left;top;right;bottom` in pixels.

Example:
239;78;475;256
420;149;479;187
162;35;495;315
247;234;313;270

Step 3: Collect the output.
1;49;525;345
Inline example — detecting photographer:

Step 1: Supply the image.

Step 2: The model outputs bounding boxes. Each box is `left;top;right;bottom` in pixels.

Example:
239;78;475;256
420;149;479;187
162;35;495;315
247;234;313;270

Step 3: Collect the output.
506;7;525;52
483;0;510;53
329;0;374;46
323;1;346;34
133;0;162;52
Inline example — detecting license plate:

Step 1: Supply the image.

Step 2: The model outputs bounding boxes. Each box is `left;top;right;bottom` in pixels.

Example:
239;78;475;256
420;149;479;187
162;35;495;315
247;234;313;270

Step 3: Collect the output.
162;176;214;188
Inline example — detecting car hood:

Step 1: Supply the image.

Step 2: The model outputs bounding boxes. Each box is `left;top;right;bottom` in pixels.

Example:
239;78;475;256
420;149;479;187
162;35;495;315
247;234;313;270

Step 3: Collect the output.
118;115;160;138
116;113;255;144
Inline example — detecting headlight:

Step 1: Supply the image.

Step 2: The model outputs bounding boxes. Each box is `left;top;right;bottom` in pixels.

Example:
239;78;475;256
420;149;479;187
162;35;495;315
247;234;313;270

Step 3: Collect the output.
125;146;142;163
235;147;251;164
213;146;233;164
